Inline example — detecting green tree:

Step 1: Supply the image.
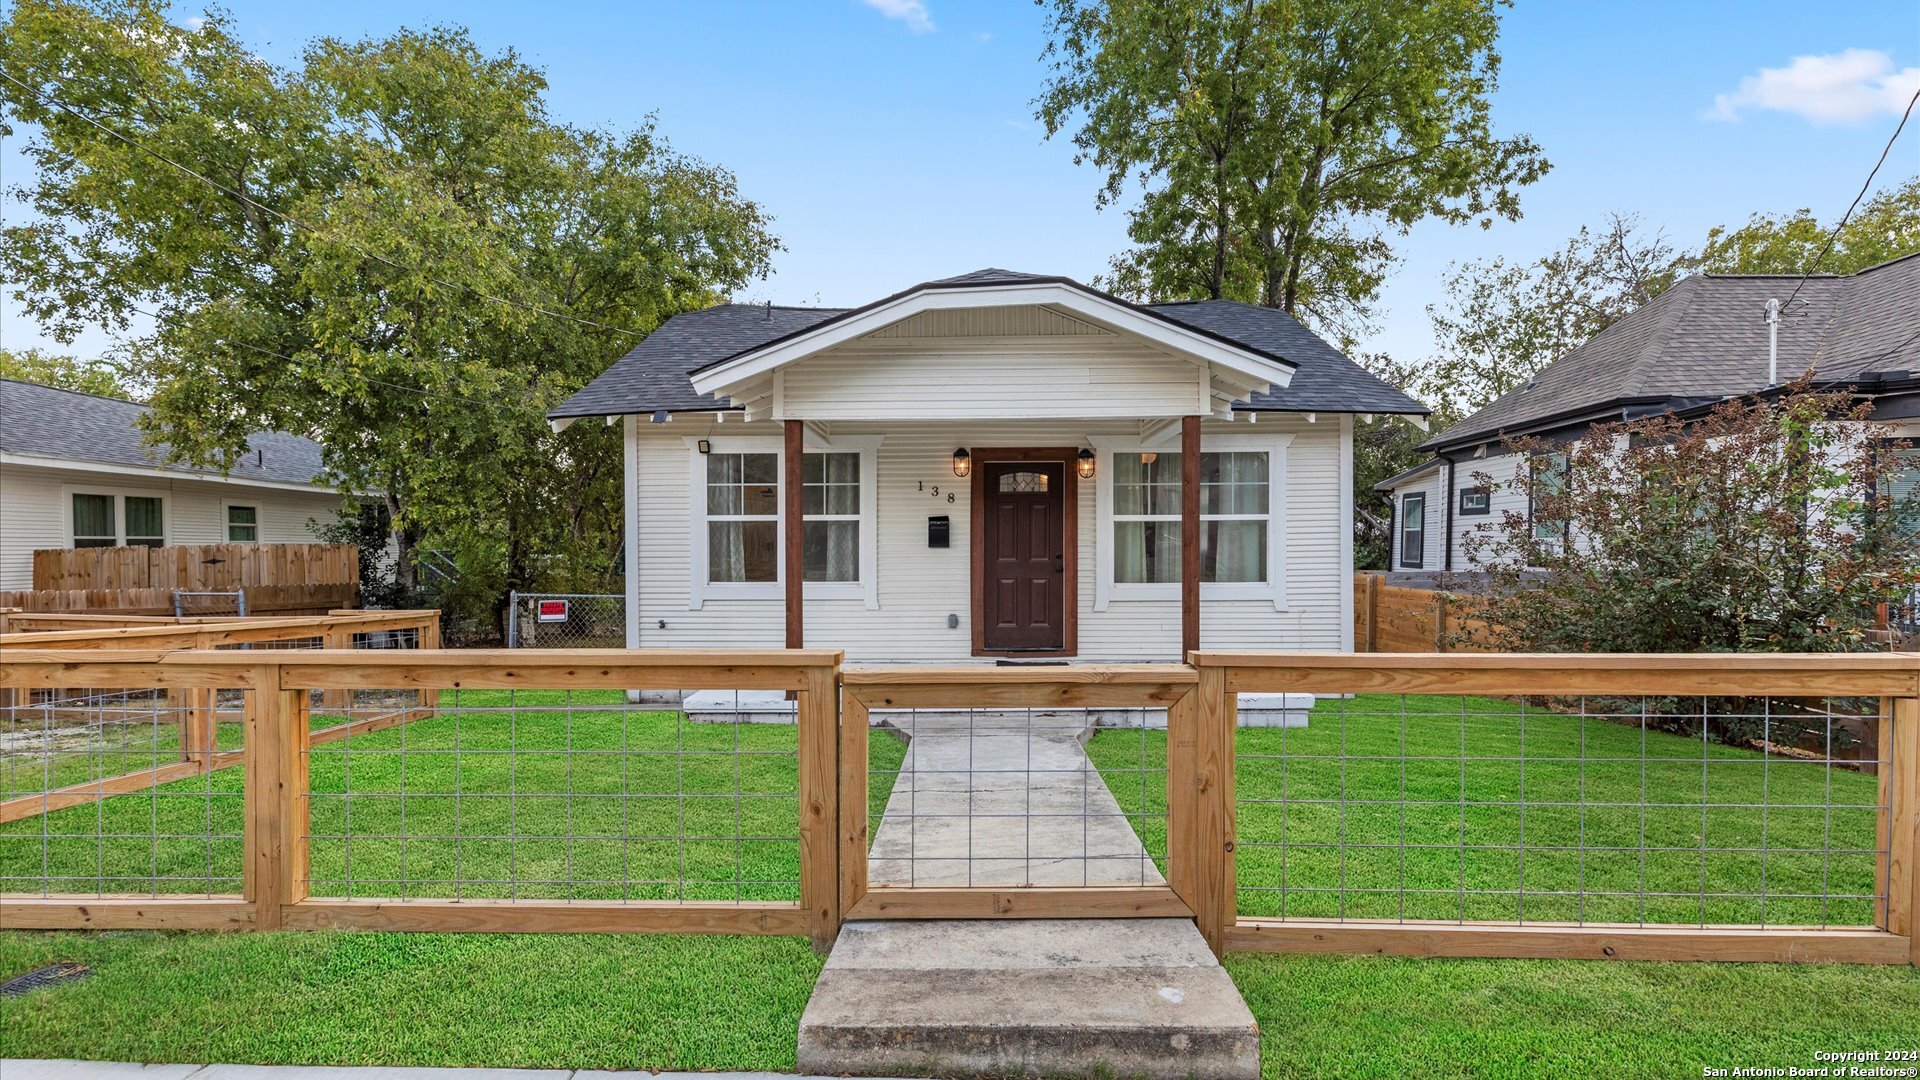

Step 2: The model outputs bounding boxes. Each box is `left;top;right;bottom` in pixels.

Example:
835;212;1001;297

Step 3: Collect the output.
1;2;777;627
1694;175;1920;276
1463;383;1920;673
1035;0;1548;336
1414;213;1682;416
0;346;138;399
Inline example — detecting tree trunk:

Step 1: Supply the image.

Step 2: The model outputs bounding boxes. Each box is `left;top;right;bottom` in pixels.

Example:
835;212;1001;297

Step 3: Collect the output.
387;492;418;593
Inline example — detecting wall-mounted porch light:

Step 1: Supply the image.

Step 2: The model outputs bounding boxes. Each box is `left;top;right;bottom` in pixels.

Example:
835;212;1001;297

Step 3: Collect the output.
1077;449;1096;479
952;448;972;477
696;439;712;455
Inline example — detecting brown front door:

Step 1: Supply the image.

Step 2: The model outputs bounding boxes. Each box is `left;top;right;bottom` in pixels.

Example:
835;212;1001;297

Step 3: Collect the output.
980;460;1067;652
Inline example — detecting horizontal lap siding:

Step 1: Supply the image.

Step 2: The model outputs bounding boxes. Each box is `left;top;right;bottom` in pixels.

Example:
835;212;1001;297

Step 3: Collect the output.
630;417;1345;662
1389;471;1444;572
781;341;1208;420
0;461;343;590
1454;452;1529;570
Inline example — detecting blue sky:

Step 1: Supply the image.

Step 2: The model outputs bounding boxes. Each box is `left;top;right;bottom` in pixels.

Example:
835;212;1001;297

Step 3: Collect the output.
3;0;1917;369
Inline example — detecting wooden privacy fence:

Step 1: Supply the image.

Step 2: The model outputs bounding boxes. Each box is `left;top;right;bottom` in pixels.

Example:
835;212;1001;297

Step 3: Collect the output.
4;542;360;616
0;648;1915;966
1355;573;1494;652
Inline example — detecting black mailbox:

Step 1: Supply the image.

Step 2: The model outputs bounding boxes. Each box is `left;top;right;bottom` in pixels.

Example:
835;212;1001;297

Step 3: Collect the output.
928;515;950;548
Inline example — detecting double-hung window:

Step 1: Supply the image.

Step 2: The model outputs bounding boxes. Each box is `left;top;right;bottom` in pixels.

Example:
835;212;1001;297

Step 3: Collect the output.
1400;493;1426;568
688;437;879;607
1096;436;1289;609
227;504;260;542
1530;451;1569;541
70;491;165;548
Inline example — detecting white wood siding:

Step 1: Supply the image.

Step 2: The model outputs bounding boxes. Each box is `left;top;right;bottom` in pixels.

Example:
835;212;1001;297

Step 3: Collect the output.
1388;471;1444;572
626;415;1346;663
777;306;1211;421
0;461;344;589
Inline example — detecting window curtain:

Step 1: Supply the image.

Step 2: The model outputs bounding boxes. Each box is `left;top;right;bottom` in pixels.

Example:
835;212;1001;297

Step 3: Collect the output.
72;493;115;541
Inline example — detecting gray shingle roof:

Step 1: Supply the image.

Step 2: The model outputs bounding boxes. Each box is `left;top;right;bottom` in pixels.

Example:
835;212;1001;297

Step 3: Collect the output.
0;378;330;487
551;270;1425;419
1424;252;1920;451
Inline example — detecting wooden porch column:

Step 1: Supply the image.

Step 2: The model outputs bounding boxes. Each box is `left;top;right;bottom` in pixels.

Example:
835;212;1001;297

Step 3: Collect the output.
784;419;804;649
1181;414;1201;660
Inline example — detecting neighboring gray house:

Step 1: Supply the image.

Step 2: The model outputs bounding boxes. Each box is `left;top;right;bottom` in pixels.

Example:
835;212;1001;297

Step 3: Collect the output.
550;268;1427;667
1383;251;1920;577
0;378;346;590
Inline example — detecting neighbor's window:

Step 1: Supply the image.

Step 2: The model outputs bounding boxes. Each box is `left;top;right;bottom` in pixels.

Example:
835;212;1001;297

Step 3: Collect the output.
1883;446;1919;538
1530;452;1569;540
1112;451;1271;584
1458;486;1490;516
1400;493;1426;568
227;504;259;542
706;452;779;583
802;452;860;582
72;493;118;548
124;497;164;547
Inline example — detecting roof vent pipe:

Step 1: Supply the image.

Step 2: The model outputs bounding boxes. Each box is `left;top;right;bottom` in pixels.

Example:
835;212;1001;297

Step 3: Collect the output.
1764;297;1781;387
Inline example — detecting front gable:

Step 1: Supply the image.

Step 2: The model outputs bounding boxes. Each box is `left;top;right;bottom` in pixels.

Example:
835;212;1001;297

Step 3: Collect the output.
687;278;1297;423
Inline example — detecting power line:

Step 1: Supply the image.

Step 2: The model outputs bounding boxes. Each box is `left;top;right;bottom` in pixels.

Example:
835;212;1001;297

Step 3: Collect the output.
1780;86;1919;314
0;67;648;340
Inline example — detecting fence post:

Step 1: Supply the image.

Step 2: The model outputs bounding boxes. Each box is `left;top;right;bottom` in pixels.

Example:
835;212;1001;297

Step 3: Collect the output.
175;632;217;766
0;608;18;711
798;659;842;952
320;625;353;714
245;665;310;930
507;591;519;648
1881;695;1918;963
417;613;442;711
1433;592;1451;652
838;686;870;921
1365;575;1380;653
1169;660;1236;958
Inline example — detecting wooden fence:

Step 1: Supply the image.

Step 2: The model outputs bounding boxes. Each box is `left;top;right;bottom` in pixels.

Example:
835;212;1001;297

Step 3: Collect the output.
0;648;1914;965
3;542;360;616
1354;573;1494;652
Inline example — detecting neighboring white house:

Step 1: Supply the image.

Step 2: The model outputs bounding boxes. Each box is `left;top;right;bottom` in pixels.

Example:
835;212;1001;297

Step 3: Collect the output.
1384;251;1920;578
549;268;1427;666
0;378;347;590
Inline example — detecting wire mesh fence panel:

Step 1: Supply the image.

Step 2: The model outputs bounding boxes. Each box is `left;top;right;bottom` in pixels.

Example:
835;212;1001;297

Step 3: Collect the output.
1231;692;1889;928
304;685;805;903
0;688;243;897
508;593;624;649
863;708;1168;888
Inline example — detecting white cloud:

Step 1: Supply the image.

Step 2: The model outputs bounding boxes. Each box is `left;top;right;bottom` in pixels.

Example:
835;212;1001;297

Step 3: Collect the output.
1706;49;1920;125
861;0;935;34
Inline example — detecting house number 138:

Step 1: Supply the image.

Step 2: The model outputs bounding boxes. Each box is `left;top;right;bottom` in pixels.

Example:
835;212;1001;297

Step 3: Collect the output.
918;481;955;503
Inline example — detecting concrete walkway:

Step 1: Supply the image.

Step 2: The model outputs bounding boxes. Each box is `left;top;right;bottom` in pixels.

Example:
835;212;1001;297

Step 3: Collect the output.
2;1064;906;1080
868;712;1162;887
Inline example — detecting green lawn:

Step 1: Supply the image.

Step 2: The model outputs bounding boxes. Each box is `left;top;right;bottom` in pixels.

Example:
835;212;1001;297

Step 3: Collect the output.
0;691;906;901
1;929;1914;1077
1090;693;1883;927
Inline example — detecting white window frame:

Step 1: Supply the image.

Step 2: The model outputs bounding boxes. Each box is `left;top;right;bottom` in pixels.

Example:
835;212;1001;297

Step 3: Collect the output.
1400;493;1426;569
223;499;261;542
684;434;881;609
1091;433;1291;611
62;485;170;548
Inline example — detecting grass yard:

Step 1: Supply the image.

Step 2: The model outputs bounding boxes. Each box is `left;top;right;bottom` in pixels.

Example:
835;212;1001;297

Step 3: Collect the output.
0;690;906;901
1089;693;1883;926
1;928;1914;1078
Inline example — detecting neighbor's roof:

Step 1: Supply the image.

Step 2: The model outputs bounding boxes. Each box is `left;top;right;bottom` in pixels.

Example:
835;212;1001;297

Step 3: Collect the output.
1372;457;1443;492
0;378;330;488
1423;251;1920;452
551;269;1426;419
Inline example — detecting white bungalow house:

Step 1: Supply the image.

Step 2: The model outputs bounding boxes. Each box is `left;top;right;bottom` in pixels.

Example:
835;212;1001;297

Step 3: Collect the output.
0;378;346;590
1383;251;1920;581
550;269;1426;678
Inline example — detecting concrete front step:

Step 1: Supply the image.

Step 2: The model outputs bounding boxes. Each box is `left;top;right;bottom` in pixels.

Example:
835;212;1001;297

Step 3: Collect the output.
797;919;1259;1080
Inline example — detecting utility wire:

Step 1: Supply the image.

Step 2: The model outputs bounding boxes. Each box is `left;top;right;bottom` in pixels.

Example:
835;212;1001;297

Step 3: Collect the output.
0;67;648;339
1780;86;1919;314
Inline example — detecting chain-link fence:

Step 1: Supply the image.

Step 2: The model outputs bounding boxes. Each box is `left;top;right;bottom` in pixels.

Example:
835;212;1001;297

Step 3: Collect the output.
506;592;625;649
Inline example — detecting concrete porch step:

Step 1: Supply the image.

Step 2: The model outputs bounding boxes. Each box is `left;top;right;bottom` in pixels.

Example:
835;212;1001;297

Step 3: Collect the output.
797;919;1259;1080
